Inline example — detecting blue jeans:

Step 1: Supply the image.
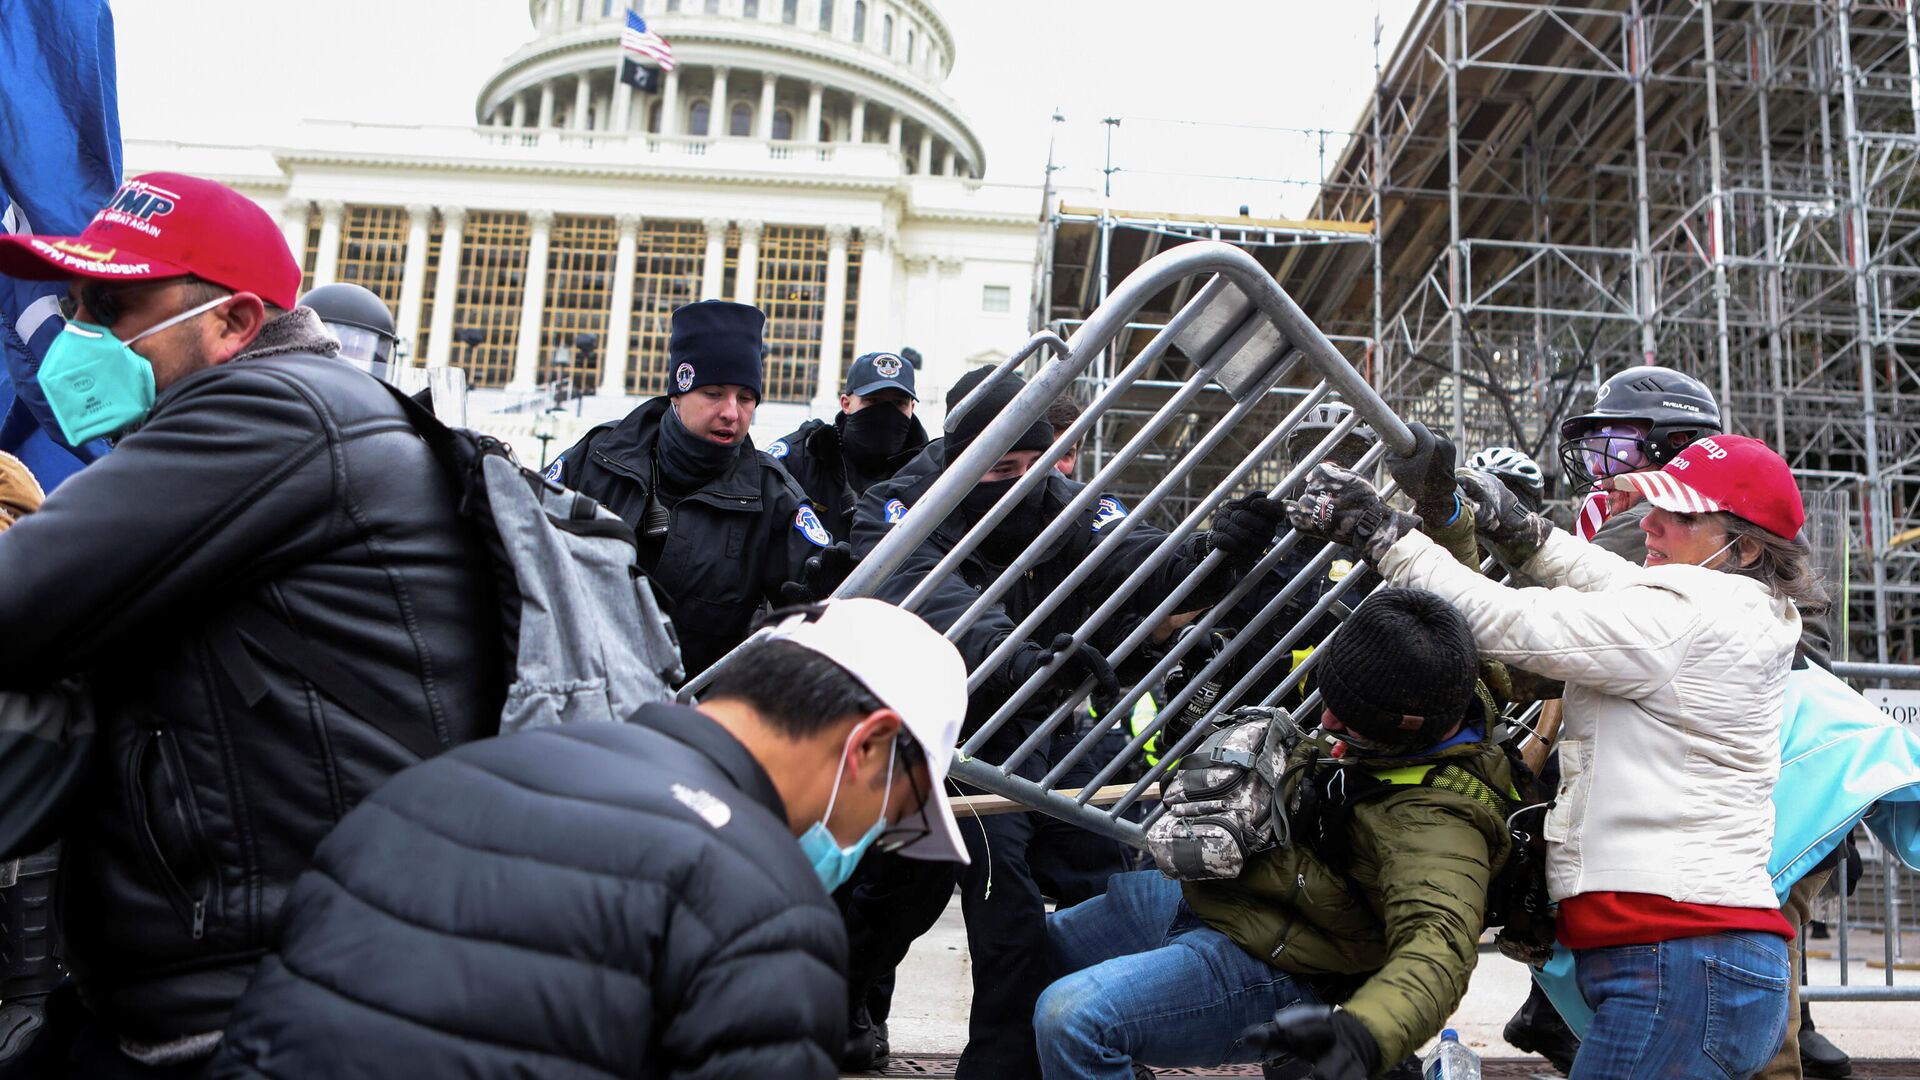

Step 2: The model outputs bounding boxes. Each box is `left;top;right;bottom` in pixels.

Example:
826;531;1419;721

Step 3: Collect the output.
1034;870;1317;1080
1571;930;1791;1079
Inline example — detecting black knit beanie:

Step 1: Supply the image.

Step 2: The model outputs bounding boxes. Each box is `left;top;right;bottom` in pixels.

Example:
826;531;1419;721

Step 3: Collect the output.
944;367;1053;462
1318;587;1479;750
667;300;766;398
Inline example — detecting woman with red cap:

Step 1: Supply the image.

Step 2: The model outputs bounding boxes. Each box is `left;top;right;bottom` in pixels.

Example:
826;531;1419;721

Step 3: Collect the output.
1285;426;1820;1080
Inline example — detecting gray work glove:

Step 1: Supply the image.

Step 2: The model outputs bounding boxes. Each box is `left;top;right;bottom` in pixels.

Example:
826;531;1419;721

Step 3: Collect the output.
1456;468;1553;567
1206;495;1288;569
1385;421;1462;526
1282;463;1421;567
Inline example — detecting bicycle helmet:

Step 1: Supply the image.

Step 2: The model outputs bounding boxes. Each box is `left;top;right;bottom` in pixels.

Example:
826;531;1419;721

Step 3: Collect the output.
1466;446;1546;512
1556;365;1720;490
1287;399;1377;470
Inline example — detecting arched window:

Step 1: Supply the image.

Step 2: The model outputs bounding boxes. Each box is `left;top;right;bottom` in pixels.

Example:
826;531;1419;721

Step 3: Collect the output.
852;0;866;41
906;28;915;63
688;98;711;136
601;0;614;15
881;12;893;52
703;0;719;11
818;0;834;30
743;0;758;14
730;102;753;136
577;0;587;18
772;109;794;140
666;0;681;9
781;0;796;22
648;99;664;132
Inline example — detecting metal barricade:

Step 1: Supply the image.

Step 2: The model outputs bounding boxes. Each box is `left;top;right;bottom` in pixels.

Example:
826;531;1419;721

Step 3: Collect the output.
831;240;1417;847
1804;660;1920;1003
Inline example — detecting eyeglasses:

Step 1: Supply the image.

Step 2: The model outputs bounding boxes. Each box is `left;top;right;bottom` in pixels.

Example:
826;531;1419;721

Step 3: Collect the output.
874;730;933;855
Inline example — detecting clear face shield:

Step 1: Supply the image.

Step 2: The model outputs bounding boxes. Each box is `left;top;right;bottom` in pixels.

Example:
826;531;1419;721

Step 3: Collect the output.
326;322;395;380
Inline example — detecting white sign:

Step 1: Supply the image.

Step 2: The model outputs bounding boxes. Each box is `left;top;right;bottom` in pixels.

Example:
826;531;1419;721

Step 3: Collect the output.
1865;688;1920;727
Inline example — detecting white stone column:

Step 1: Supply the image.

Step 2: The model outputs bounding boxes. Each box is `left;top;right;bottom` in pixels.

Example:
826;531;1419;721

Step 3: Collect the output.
510;208;555;393
511;93;529;128
917;129;933;176
395;204;433;361
734;219;763;305
887;112;903;151
805;82;824;142
547;0;563;29
571;76;592;131
701;217;729;299
425;207;465;368
279;200;310;268
661;67;682;135
598;213;642;401
711;66;731;135
813;224;851;414
537;83;556;129
757;75;777;139
849;97;866;142
851;225;895;355
612;59;635;133
942;147;955;176
312;200;345;288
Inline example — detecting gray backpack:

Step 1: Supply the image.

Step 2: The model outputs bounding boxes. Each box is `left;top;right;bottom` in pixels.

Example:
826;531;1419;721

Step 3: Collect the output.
222;385;682;759
1146;706;1307;880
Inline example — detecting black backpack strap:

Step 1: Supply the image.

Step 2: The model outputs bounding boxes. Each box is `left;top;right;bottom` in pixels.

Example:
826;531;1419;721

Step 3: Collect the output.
228;607;448;760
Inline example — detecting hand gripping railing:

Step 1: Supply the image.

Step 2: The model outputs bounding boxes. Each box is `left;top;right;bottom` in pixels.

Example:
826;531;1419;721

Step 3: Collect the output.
828;240;1417;848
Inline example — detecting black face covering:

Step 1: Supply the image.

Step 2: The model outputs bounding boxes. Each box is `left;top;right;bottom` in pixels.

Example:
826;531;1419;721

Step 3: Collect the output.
838;405;913;471
657;402;740;493
966;476;1052;563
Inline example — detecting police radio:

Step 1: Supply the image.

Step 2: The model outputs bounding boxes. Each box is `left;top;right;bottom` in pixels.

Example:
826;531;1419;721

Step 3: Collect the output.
643;458;672;540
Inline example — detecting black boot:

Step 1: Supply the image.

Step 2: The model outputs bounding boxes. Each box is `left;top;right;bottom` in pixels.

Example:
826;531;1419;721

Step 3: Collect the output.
1799;1003;1851;1079
1503;983;1579;1076
840;1002;882;1073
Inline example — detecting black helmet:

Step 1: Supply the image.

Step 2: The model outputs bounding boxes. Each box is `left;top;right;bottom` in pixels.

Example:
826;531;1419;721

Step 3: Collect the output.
1556;365;1720;489
302;282;398;374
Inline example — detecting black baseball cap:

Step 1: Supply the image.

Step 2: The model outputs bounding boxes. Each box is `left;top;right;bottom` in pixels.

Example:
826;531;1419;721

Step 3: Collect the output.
845;352;917;400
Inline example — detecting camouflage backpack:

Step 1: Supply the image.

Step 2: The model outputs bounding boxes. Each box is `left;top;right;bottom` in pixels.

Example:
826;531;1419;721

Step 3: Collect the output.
1145;706;1309;880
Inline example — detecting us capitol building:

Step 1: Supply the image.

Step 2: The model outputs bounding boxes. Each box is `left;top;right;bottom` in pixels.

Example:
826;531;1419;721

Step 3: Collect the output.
126;0;1041;450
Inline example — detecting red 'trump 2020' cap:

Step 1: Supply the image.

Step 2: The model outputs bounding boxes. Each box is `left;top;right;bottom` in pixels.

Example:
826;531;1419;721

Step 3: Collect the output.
0;172;301;310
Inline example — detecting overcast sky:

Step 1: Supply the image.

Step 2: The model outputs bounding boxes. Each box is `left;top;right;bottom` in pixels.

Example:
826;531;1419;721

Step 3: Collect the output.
111;0;1419;218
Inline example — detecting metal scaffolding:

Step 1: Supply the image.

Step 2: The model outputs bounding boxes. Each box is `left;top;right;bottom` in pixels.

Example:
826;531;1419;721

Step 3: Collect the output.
1037;0;1920;665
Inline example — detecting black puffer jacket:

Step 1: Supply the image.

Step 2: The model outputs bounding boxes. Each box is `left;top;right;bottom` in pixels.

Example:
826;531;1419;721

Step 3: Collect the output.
209;708;848;1080
553;397;822;676
769;413;929;540
0;313;500;1047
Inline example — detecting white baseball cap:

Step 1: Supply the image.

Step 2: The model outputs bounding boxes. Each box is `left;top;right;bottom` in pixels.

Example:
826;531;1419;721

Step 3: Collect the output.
756;598;970;864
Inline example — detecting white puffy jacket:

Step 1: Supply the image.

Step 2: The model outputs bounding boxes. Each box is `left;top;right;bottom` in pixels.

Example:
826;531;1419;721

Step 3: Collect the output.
1377;528;1800;909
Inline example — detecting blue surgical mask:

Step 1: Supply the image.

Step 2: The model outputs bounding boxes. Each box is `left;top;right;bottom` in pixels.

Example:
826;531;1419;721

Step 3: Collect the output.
39;296;229;444
797;727;896;892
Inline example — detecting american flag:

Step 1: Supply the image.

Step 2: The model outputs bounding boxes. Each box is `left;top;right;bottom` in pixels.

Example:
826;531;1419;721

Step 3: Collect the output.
1575;489;1610;541
623;10;675;72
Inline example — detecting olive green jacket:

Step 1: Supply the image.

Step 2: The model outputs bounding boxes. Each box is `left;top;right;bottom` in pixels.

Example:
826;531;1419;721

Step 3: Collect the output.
1183;499;1513;1069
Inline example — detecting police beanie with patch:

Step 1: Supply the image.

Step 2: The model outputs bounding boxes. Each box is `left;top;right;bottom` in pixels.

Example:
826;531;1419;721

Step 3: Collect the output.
1318;587;1479;750
944;367;1053;463
667;300;766;398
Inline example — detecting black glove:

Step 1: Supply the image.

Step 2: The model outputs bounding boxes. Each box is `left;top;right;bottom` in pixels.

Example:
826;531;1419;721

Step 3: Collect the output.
1004;632;1121;699
1207;495;1288;568
1283;463;1422;566
1455;468;1553;567
1240;1005;1380;1080
1386;421;1461;526
777;541;858;605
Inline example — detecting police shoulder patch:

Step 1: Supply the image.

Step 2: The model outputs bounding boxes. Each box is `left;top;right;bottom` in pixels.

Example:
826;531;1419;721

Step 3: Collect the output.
1092;496;1128;532
795;505;831;547
768;439;790;459
884;497;909;524
543;455;566;483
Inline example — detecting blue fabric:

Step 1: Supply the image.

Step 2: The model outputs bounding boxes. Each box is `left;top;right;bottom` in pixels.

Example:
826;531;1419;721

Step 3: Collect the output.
0;0;122;484
1535;662;1920;1036
1035;870;1318;1079
1566;931;1788;1080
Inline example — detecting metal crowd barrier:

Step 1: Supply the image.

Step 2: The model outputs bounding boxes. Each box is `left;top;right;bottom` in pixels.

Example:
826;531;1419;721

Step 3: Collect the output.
832;240;1418;847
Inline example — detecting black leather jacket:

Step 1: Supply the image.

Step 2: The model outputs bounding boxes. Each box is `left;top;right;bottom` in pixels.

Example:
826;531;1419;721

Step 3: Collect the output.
554;396;823;676
0;329;500;1045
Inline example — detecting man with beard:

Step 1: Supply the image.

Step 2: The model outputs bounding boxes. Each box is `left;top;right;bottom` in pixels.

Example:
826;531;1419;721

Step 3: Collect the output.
841;367;1283;1080
768;351;929;540
549;300;824;678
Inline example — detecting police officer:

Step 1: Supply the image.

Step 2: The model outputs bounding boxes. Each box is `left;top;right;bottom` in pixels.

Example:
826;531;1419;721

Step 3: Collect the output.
550;300;827;677
301;282;398;380
768;351;930;540
842;367;1282;1080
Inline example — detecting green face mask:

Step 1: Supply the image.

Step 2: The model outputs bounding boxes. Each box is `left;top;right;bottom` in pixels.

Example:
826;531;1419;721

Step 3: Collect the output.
39;295;229;444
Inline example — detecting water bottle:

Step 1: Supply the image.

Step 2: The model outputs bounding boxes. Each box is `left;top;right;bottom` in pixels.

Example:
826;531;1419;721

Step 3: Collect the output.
1422;1029;1482;1080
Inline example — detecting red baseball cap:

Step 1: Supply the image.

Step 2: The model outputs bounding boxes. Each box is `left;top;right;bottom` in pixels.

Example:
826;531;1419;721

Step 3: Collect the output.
0;172;300;310
1607;433;1805;539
